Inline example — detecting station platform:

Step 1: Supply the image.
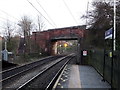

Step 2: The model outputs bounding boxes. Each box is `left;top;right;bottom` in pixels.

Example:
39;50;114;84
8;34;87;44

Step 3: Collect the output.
53;65;111;89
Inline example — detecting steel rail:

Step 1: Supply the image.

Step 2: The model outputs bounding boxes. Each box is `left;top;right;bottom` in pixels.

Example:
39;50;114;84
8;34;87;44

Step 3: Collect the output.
1;56;53;74
16;54;74;90
1;56;64;87
45;54;75;90
1;56;61;80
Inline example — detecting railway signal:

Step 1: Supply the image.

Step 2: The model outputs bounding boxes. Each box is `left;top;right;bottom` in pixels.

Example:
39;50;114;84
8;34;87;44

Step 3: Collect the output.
64;43;68;47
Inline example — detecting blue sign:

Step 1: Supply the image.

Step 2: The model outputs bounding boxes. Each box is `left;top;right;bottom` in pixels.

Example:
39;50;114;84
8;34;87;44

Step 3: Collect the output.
105;28;113;39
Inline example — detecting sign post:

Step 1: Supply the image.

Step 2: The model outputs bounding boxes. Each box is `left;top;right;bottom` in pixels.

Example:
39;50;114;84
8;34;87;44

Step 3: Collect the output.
104;0;116;87
113;0;116;51
111;0;116;87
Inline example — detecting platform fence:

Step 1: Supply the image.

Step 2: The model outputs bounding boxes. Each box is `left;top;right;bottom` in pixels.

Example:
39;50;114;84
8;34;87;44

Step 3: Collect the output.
87;49;120;89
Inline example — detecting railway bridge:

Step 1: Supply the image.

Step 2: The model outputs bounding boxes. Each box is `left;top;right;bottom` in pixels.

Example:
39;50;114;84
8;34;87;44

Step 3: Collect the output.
31;25;86;55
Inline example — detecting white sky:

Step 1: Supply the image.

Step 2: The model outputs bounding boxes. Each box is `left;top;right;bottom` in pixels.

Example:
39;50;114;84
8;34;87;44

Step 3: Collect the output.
0;0;93;35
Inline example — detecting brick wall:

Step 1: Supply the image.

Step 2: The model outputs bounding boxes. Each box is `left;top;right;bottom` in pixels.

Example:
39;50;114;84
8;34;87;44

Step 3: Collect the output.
31;26;86;55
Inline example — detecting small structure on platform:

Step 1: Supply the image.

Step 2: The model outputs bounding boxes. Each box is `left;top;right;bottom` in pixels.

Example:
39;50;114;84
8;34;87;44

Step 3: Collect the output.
2;49;8;61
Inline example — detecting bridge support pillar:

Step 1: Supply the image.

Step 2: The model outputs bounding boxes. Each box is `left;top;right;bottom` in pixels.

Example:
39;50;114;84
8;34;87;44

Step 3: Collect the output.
77;38;82;65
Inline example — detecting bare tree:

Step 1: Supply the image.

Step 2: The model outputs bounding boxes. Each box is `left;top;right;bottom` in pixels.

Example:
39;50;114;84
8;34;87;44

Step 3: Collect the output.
37;15;46;31
4;20;14;42
18;16;33;54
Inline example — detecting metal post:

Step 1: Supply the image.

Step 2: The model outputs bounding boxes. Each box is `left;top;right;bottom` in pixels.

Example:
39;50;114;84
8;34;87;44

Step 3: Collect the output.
102;48;106;82
111;0;116;88
111;31;114;88
77;38;81;65
24;27;26;57
5;41;7;50
34;32;37;53
113;0;116;51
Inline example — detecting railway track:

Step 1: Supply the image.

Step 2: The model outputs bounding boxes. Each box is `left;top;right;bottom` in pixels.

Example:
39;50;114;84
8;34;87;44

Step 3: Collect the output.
1;55;63;80
16;54;75;90
1;55;65;89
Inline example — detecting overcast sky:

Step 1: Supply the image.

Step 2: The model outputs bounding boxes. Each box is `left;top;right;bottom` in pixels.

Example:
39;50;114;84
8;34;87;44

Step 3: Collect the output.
0;0;93;35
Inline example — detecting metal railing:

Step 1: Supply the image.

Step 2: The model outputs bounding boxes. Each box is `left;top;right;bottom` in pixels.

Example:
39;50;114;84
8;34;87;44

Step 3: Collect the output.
87;49;120;89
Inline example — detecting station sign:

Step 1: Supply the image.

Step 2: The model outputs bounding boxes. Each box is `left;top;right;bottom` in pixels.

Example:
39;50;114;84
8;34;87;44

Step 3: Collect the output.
83;50;87;56
105;28;112;39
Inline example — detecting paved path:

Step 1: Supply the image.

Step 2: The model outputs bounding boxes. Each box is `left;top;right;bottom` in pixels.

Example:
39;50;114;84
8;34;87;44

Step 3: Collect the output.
54;65;111;89
68;65;81;88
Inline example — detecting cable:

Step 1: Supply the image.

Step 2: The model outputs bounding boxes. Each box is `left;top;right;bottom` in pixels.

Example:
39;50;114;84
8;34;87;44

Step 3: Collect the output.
0;25;5;29
62;0;78;24
0;17;5;22
0;17;16;24
36;0;57;27
27;0;56;28
0;9;19;21
0;17;6;20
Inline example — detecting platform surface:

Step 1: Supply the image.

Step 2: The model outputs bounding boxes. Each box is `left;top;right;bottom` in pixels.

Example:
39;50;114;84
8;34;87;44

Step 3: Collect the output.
54;65;111;89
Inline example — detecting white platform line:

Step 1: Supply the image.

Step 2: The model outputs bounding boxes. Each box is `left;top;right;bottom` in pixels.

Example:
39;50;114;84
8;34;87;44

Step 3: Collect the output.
68;65;81;88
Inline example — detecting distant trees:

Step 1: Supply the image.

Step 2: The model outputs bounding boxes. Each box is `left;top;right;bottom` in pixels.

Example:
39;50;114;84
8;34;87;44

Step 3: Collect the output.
1;15;46;56
2;20;19;53
82;1;120;50
89;2;113;29
2;20;14;43
17;15;46;54
18;16;33;54
37;15;46;32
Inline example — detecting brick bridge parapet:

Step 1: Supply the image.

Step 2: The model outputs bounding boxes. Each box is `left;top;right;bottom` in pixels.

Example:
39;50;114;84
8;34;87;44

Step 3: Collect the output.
31;25;86;55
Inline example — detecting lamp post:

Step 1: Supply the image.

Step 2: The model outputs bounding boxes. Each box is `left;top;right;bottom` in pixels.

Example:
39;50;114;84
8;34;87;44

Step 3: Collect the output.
111;0;116;88
113;0;116;51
